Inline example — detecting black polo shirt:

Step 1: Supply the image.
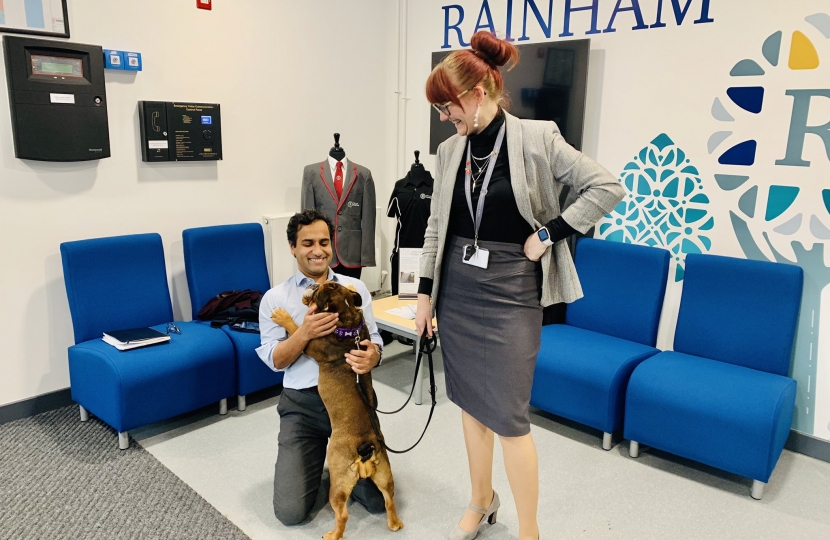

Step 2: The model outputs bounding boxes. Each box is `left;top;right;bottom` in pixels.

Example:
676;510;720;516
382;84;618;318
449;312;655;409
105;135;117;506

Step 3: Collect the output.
387;167;434;253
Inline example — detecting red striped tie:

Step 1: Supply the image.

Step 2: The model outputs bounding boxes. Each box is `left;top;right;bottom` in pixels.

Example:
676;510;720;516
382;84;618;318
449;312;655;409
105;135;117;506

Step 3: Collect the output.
334;161;344;199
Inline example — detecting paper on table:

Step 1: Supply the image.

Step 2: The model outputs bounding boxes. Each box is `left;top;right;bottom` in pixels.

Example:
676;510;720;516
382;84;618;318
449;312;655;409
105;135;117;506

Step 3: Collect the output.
386;305;417;320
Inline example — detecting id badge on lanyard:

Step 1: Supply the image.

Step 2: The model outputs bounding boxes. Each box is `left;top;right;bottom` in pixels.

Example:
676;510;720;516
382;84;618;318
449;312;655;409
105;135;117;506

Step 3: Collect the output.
462;123;506;270
463;244;490;268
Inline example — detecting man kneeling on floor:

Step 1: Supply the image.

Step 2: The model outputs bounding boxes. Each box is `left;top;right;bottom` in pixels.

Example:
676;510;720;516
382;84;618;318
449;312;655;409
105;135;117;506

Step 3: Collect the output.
256;209;386;525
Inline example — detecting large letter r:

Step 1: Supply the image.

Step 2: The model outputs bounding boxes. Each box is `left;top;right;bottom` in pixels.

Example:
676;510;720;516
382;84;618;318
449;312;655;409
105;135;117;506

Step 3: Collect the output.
776;89;830;167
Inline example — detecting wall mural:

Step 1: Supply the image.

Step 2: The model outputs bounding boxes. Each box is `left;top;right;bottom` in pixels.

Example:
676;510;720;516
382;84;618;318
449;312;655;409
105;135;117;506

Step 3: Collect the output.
598;134;714;282
599;10;830;436
709;13;830;435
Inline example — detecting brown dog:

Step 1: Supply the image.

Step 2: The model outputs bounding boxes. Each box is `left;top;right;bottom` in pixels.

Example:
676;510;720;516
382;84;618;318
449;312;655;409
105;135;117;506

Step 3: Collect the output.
271;281;403;540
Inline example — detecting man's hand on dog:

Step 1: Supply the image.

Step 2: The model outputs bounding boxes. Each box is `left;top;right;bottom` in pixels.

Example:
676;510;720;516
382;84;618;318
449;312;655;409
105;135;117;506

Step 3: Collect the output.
298;304;339;340
345;340;381;375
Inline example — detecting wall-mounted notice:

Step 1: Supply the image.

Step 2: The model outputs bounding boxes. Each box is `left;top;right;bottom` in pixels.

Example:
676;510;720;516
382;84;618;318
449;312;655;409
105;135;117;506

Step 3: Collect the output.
0;0;69;38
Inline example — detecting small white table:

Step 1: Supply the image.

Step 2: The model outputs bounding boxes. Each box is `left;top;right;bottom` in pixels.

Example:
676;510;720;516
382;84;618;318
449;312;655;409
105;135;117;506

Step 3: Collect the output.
371;295;437;405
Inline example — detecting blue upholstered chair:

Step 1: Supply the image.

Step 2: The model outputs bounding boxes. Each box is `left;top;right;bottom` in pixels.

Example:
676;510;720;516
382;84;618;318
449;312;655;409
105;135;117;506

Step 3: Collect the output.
182;223;283;411
624;253;803;499
61;234;236;449
530;238;670;449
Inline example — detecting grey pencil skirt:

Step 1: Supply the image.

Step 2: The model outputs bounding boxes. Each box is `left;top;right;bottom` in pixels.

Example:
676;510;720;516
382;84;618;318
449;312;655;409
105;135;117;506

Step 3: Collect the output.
436;235;544;437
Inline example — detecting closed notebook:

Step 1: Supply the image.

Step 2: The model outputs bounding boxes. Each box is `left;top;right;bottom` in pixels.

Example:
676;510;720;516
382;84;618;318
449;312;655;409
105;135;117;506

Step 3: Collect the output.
103;327;168;344
102;327;170;351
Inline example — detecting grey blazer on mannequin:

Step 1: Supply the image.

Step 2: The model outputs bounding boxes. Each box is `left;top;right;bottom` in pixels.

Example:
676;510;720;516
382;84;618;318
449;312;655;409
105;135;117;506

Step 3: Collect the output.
301;160;377;268
420;111;624;309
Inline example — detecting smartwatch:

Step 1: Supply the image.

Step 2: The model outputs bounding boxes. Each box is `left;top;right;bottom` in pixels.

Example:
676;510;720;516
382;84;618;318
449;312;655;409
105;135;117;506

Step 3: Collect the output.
536;226;554;246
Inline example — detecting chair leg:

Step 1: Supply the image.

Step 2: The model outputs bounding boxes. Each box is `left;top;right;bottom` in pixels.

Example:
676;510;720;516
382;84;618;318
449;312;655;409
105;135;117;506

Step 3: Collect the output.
237;395;247;411
751;480;765;500
629;441;640;458
219;398;228;415
79;405;89;422
118;432;129;450
602;432;613;451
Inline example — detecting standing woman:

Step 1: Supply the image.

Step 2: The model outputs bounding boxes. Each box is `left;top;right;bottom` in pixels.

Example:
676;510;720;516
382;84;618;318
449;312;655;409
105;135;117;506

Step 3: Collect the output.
415;32;624;540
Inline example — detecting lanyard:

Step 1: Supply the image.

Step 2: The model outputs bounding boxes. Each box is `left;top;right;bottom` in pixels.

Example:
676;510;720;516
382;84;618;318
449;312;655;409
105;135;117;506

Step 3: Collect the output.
465;123;506;247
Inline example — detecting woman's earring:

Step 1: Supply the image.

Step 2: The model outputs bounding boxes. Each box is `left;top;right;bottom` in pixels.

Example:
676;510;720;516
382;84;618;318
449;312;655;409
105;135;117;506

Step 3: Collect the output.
474;104;480;130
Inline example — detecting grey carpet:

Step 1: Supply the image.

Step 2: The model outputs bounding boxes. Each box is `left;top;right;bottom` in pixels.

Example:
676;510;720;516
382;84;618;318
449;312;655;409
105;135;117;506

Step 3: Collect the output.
0;406;249;540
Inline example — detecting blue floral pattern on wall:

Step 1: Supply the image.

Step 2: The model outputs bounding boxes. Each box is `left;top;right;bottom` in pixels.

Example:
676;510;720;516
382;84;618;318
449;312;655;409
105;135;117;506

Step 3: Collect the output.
597;133;714;281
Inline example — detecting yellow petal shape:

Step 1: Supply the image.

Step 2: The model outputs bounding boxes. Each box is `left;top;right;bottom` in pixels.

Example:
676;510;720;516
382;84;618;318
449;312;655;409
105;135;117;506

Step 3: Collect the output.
789;31;820;70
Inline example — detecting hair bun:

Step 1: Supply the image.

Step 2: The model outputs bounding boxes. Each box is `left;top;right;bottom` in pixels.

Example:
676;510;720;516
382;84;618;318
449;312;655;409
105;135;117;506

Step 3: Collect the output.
470;31;518;69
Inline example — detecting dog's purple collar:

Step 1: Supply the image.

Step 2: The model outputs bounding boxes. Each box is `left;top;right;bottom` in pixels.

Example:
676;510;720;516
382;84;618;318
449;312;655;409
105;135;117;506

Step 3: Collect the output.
334;320;365;340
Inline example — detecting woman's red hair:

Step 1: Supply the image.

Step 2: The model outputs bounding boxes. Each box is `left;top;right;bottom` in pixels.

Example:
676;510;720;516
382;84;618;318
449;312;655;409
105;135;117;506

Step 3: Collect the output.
426;31;519;109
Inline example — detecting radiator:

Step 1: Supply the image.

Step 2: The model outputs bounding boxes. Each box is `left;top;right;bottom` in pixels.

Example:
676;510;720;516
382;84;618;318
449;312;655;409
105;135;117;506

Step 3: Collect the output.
262;213;296;287
361;207;385;293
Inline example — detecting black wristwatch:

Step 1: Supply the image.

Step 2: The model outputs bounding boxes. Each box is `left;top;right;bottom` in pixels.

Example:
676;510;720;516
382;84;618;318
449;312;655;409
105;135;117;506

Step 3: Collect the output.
373;343;384;366
536;226;554;246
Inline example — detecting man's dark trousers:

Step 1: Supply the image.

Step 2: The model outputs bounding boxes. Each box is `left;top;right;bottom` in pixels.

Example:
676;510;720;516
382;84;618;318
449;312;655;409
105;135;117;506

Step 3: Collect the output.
273;387;387;525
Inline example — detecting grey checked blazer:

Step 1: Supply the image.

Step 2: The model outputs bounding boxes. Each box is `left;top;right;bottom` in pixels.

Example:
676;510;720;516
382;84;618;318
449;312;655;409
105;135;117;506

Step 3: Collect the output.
301;160;376;268
420;111;624;308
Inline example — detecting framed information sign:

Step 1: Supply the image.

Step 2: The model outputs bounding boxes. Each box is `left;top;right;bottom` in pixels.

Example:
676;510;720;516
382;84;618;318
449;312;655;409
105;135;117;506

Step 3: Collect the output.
398;248;422;299
0;0;69;39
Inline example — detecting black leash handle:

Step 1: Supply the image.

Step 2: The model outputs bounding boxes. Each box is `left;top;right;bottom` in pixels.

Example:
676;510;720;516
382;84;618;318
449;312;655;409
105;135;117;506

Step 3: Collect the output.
357;334;438;454
375;335;438;415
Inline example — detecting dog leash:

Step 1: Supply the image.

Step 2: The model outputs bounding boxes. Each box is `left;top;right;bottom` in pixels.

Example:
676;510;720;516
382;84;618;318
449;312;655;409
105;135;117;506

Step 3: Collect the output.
355;334;439;454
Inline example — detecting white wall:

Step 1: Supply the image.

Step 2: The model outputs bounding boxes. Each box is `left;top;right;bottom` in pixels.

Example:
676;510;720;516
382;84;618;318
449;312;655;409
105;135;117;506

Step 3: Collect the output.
405;0;830;441
6;0;830;444
0;0;400;407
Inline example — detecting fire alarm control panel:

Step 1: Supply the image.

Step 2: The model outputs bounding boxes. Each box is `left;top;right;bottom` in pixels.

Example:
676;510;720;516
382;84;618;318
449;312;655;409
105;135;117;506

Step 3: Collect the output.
4;35;110;162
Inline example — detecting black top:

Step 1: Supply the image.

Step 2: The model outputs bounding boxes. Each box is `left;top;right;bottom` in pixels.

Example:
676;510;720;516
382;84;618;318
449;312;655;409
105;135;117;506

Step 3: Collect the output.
387;167;434;252
447;110;534;245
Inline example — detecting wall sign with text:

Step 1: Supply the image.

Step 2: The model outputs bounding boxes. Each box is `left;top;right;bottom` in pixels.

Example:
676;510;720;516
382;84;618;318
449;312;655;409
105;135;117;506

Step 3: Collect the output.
440;0;715;48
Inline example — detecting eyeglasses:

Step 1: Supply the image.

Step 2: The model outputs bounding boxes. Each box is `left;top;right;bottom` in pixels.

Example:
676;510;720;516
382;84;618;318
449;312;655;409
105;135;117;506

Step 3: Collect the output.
432;88;471;117
166;323;181;335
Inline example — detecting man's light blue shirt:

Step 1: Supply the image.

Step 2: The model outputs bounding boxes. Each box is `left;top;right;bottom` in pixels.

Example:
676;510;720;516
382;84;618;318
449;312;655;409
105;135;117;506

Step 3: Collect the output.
256;269;383;390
